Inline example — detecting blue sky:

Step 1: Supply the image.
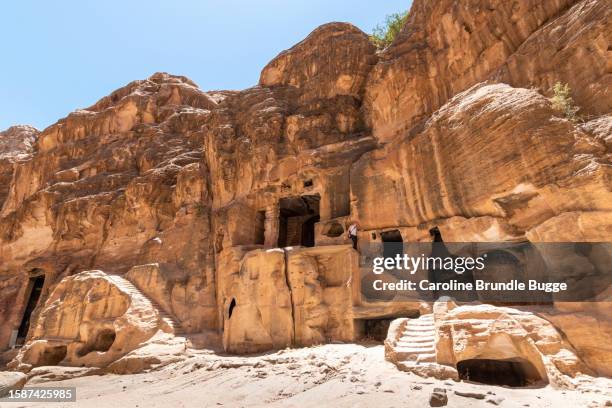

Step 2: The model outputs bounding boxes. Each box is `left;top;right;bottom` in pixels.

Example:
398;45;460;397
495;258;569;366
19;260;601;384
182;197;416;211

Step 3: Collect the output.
0;1;410;131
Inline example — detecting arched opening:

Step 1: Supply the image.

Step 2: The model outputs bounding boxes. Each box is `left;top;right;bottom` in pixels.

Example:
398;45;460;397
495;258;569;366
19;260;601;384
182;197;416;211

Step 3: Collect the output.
482;250;522;275
93;329;116;352
457;358;544;387
228;298;237;319
16;274;45;346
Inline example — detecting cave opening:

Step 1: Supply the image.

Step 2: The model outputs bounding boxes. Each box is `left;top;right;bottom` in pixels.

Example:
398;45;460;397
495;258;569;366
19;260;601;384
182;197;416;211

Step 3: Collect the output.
92;329;116;352
228;298;237;319
36;345;67;367
356;318;395;342
77;328;116;357
429;226;443;242
16;274;45;346
426;226;477;301
429;226;452;257
278;194;320;247
381;229;403;260
457;358;544;387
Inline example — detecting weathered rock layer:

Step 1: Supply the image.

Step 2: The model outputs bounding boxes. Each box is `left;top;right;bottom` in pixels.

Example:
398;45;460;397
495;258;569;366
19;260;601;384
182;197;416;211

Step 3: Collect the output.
0;0;610;382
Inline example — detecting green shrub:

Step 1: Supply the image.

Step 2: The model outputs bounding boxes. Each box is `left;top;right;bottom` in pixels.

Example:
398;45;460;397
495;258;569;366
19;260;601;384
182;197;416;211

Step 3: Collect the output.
370;11;409;50
550;82;580;122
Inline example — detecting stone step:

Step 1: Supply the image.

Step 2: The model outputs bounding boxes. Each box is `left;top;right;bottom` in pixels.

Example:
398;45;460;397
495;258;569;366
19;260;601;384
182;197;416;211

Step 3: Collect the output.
395;348;435;356
394;345;436;354
403;326;435;333
416;353;436;363
161;318;179;326
394;351;437;363
397;360;435;369
405;326;435;332
385;313;452;378
403;325;435;331
397;336;436;343
405;323;435;329
400;336;435;342
401;330;435;338
397;343;434;350
396;340;435;348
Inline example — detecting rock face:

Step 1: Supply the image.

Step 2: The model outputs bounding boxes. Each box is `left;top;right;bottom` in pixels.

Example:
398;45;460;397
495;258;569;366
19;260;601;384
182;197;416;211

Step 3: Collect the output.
0;125;38;209
0;73;218;353
363;0;580;142
7;270;168;372
495;0;611;118
539;303;612;377
260;23;377;102
221;245;357;353
353;82;611;233
0;0;610;383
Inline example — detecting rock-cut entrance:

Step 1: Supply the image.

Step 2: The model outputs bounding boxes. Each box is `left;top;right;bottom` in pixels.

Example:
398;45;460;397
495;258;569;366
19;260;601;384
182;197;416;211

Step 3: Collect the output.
16;274;45;346
457;358;544;387
278;194;320;247
381;229;403;260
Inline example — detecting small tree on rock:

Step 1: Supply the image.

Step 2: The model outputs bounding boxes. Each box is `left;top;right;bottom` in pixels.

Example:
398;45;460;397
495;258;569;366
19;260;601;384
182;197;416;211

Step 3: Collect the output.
370;11;409;50
550;82;580;122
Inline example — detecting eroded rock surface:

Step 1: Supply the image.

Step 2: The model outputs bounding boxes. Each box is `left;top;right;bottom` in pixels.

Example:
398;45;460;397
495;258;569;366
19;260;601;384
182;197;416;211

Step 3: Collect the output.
0;125;38;209
0;0;610;387
386;301;595;388
363;0;580;142
353;82;611;233
8;270;166;372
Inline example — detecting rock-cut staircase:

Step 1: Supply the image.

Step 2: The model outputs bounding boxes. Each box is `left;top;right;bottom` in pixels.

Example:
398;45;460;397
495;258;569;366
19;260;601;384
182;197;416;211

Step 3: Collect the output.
390;314;436;364
385;313;458;380
106;274;185;336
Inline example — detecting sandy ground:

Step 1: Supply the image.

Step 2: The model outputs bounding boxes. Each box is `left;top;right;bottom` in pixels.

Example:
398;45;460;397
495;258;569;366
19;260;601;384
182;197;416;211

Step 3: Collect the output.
7;344;612;408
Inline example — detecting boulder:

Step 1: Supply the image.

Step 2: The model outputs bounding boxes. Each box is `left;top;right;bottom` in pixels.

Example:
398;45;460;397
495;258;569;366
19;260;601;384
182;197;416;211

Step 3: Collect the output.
429;387;448;407
8;271;164;372
0;371;27;397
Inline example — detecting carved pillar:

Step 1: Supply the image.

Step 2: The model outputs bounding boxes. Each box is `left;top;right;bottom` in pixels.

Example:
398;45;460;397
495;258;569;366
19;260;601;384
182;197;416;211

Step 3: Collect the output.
264;202;280;248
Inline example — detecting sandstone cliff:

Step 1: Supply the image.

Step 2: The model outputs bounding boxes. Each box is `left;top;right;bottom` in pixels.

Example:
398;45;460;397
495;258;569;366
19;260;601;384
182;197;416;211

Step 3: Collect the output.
0;125;38;210
1;0;610;384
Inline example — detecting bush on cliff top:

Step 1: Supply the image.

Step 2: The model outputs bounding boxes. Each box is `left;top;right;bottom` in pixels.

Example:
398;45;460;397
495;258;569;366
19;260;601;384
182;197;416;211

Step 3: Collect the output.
370;11;409;50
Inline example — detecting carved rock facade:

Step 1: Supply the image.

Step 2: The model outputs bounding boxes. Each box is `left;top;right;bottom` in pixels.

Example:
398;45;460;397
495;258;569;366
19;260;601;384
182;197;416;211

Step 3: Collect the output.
0;0;610;382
